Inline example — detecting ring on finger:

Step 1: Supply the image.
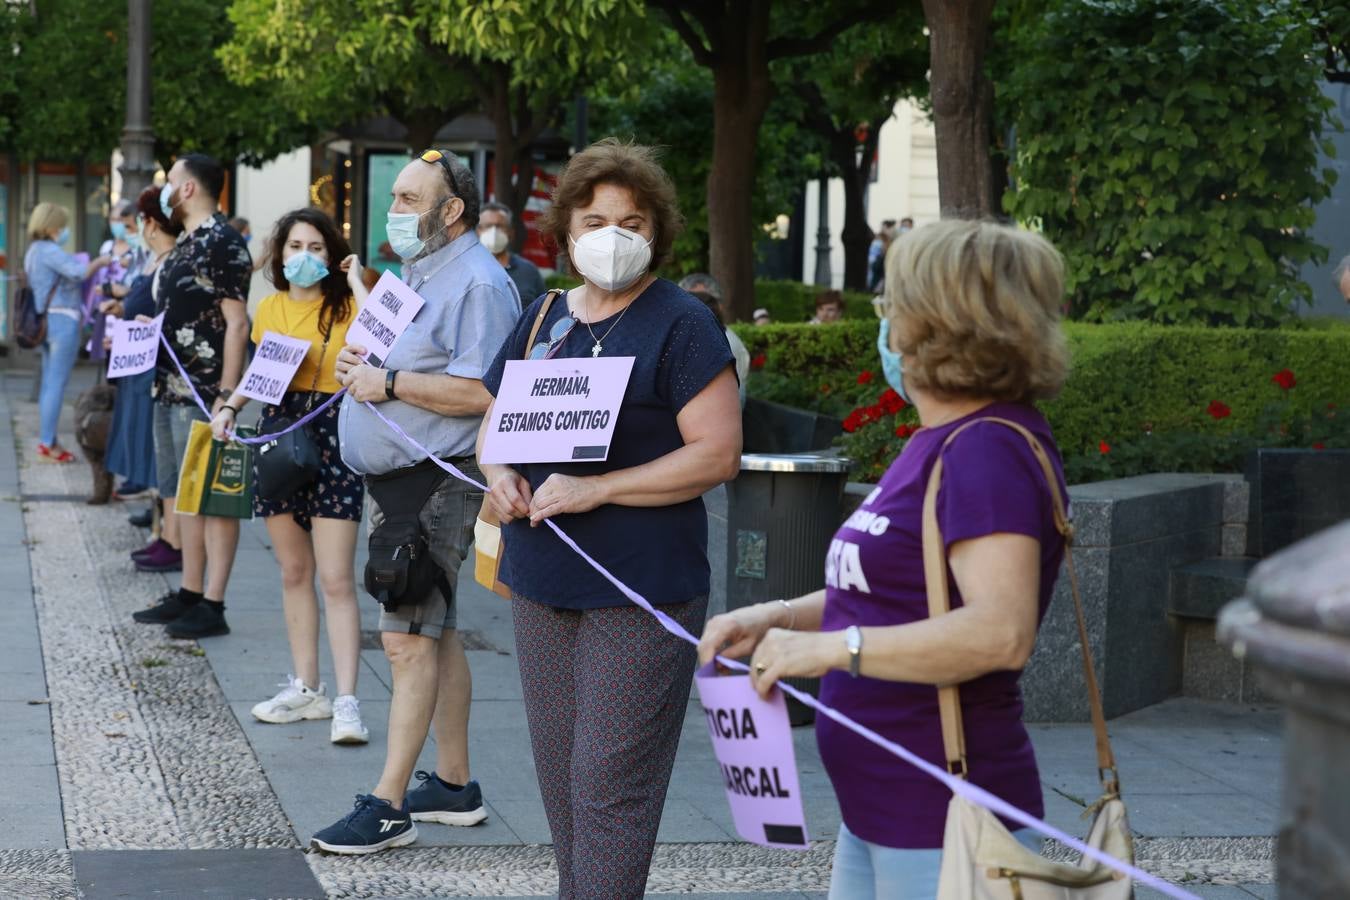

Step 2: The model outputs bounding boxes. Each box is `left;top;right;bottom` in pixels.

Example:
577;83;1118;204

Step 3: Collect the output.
754;662;767;676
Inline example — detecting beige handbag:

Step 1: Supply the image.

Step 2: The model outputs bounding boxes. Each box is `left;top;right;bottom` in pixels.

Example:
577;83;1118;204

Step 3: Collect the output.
924;417;1134;900
473;289;564;601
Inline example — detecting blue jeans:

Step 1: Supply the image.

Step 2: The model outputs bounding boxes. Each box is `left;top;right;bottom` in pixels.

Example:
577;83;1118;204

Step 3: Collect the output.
828;821;1044;900
39;312;82;447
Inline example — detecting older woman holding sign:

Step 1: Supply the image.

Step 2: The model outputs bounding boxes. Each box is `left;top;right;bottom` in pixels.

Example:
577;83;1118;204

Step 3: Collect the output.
700;220;1073;899
478;139;742;899
209;208;369;745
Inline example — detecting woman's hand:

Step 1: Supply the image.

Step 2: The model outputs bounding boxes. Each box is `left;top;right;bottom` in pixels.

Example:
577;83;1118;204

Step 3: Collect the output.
134;314;154;324
210;408;235;441
98;299;124;316
484;464;533;523
340;254;365;297
698;602;785;667
527;473;606;525
748;628;849;699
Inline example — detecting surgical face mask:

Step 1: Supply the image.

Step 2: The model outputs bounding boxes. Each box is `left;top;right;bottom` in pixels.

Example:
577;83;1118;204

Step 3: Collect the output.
110;221;128;241
126;231;144;251
877;318;910;404
569;225;652;292
56;227;71;246
385;198;449;261
283;250;329;288
480;225;510;255
159;182;178;219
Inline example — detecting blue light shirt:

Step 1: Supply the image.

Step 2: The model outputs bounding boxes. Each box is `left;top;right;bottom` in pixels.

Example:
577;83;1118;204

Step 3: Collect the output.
338;230;522;475
23;240;86;314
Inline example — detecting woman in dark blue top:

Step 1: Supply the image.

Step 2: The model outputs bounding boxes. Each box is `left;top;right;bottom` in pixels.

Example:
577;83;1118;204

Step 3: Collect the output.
478;139;741;900
105;187;183;550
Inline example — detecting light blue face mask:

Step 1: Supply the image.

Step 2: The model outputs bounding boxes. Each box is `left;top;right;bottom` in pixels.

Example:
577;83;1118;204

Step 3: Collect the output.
126;231;144;251
159;182;176;219
56;227;71;246
877;318;910;404
110;221;128;241
283;250;329;288
385;197;449;261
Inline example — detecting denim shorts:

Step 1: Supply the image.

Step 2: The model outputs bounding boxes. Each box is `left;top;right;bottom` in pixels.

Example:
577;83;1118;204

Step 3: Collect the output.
154;402;208;498
369;457;483;641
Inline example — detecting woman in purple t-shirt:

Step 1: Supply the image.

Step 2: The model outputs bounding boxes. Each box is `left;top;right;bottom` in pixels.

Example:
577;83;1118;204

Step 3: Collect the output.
700;219;1072;900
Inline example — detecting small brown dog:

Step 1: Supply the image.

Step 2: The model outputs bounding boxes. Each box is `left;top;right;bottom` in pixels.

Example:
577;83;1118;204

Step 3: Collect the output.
74;383;117;504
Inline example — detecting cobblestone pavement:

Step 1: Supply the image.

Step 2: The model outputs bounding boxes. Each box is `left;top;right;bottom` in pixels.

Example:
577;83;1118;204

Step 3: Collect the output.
0;370;1281;898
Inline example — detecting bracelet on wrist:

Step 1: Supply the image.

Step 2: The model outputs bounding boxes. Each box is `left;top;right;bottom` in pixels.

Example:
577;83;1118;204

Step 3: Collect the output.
777;598;797;631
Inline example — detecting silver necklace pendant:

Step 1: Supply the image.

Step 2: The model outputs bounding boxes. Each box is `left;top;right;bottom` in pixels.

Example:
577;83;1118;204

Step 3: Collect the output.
591;343;602;357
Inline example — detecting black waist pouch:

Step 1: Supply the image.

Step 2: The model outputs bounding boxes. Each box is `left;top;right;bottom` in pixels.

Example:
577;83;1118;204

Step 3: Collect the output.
364;458;450;613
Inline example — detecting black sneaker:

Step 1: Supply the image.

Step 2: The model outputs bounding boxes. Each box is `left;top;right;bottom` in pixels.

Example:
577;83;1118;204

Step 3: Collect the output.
165;600;229;639
132;591;190;624
407;771;488;826
128;507;153;528
312;794;417;855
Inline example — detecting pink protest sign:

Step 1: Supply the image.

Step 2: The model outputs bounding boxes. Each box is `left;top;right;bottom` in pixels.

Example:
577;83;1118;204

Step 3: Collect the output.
106;313;165;379
479;356;635;464
693;662;810;850
344;270;425;367
239;331;312;405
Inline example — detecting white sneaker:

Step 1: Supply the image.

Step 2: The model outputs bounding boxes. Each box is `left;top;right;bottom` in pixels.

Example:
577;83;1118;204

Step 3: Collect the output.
252;675;332;724
331;694;370;744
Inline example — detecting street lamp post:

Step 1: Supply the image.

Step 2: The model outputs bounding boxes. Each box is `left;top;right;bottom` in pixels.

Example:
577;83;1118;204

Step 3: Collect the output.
813;177;831;287
119;0;155;201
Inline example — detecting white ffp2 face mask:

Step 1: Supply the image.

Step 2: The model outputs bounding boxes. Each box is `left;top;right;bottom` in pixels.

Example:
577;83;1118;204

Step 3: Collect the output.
569;225;652;292
480;226;510;255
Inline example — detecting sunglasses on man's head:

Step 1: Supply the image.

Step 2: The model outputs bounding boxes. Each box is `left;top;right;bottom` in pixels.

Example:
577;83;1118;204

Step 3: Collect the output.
529;315;580;361
419;149;462;198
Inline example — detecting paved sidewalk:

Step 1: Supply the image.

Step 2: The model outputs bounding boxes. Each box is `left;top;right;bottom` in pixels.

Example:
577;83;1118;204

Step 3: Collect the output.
0;367;1279;898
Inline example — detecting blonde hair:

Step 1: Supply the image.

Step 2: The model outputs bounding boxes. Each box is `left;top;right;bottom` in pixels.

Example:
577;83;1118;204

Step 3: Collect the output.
883;219;1069;402
27;203;69;242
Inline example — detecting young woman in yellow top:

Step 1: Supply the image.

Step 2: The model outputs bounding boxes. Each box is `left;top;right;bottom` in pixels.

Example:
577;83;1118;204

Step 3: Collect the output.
210;208;369;744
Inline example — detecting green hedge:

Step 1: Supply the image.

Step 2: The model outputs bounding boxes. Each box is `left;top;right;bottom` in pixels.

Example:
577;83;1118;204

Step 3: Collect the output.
733;320;1350;481
542;274;874;322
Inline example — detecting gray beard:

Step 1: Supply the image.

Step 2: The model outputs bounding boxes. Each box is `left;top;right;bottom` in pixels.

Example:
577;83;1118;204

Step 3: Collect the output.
412;218;455;262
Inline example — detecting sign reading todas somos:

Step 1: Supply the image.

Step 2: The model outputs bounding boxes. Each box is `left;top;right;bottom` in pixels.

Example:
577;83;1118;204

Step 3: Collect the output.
344;270;426;367
479;356;635;464
693;662;810;850
106;313;165;378
238;331;313;405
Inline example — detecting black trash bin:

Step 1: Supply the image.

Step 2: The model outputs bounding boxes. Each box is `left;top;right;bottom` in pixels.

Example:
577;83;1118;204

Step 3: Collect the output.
725;452;851;725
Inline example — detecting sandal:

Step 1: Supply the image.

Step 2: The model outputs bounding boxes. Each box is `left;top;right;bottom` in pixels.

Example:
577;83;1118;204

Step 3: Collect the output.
37;443;76;463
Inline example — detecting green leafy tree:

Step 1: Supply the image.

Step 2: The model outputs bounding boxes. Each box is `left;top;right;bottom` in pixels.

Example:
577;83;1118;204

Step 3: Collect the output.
222;0;648;243
787;10;928;289
585;35;826;276
1002;0;1337;325
648;0;896;320
0;1;318;165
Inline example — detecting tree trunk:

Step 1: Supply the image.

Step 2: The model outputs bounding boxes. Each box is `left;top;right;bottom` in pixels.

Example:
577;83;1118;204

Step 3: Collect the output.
922;0;998;219
486;68;554;250
707;3;773;322
834;119;884;292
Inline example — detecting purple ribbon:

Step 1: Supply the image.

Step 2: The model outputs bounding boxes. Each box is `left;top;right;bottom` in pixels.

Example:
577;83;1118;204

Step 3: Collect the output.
360;401;1200;900
156;331;346;444
157;333;1197;898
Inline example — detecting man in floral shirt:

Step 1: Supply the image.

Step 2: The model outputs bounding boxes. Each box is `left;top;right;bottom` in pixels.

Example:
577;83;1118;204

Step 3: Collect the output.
132;154;252;639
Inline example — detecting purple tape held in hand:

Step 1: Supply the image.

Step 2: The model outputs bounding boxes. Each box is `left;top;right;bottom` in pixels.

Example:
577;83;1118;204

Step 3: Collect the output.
359;399;1199;900
157;331;347;444
156;333;1199;898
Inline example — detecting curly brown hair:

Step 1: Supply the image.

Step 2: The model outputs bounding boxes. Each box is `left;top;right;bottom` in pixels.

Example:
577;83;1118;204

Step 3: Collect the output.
539;138;682;272
883;219;1069;403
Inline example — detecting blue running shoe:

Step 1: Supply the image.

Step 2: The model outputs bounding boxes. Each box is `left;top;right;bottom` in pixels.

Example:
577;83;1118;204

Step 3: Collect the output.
406;772;489;826
311;794;417;855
